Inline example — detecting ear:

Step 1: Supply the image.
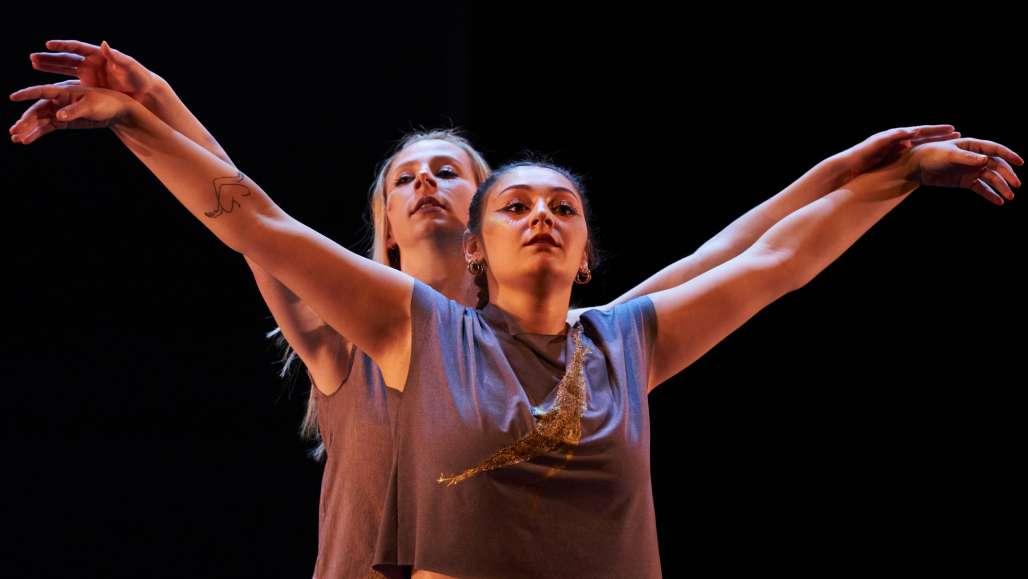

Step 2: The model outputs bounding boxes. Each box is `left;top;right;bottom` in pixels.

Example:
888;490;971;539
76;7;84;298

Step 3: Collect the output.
384;218;396;249
463;230;484;262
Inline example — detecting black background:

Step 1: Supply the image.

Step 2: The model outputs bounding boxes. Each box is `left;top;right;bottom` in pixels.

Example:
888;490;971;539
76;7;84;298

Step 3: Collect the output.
2;5;1023;577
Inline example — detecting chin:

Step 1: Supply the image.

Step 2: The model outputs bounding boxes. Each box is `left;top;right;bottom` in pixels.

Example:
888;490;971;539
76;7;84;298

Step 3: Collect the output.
518;260;573;282
413;219;464;241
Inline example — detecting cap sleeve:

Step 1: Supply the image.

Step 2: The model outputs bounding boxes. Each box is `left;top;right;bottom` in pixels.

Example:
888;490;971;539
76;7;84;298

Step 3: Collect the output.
403;278;471;390
579;295;659;396
610;295;659;371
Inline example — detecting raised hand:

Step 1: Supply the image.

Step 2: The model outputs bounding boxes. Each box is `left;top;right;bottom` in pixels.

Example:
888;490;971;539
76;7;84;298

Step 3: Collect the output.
11;40;162;144
831;125;962;188
904;138;1024;205
29;40;160;98
9;82;138;140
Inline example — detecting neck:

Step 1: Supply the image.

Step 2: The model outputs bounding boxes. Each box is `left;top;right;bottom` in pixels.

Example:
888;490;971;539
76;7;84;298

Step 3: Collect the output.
399;236;478;307
488;279;572;335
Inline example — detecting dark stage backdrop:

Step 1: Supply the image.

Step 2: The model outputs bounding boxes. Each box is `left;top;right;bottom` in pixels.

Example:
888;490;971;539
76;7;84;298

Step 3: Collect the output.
2;6;1022;578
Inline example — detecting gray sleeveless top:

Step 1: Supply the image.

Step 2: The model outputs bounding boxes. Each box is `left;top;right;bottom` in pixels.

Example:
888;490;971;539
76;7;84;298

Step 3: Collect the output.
310;343;401;579
373;279;662;578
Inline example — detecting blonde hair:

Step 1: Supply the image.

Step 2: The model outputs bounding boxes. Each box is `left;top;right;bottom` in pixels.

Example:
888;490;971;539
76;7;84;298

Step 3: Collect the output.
267;129;491;462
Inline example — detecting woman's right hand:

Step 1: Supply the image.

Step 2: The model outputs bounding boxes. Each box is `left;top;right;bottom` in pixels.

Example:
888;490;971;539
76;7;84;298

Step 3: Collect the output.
9;82;140;141
11;40;161;144
29;40;161;101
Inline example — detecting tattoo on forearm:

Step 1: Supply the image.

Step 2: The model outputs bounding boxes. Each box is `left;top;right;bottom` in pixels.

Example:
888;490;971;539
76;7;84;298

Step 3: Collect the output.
204;171;252;218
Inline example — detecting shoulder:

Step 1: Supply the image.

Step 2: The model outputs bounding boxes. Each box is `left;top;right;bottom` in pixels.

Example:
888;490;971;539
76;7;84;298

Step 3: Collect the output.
579;295;657;336
410;278;464;313
407;278;486;351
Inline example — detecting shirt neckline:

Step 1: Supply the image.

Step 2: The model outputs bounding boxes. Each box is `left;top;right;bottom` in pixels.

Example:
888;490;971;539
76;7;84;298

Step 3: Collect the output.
478;301;573;338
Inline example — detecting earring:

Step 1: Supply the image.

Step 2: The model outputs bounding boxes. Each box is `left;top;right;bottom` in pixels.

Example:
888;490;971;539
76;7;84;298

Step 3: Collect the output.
575;266;592;285
467;258;486;276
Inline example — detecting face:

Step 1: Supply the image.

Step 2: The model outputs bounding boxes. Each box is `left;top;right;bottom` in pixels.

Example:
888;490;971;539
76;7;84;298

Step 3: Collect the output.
467;166;589;293
383;139;478;253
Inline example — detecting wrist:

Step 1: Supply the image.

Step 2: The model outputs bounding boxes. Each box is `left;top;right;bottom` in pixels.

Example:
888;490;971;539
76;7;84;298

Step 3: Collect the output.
819;153;855;191
112;97;149;131
889;149;920;185
139;73;172;114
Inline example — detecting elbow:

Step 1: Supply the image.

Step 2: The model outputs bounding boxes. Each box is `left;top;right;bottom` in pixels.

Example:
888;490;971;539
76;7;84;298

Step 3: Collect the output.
756;245;810;296
775;249;813;294
749;243;807;296
234;211;291;258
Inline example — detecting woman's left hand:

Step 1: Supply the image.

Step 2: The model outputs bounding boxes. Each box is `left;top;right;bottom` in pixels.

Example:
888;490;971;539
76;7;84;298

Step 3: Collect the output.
903;138;1024;205
830;125;962;188
8;82;139;140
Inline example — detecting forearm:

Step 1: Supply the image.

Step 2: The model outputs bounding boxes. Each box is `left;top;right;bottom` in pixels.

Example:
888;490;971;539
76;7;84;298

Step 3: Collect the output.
696;156;847;259
142;81;332;333
143;81;344;346
144;75;236;168
758;160;919;290
109;100;411;360
607;156;844;307
109;99;284;253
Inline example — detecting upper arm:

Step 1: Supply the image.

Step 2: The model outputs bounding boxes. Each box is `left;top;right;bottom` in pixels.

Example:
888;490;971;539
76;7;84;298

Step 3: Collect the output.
243;215;414;370
245;255;353;395
604;251;714;310
647;245;796;392
246;254;337;353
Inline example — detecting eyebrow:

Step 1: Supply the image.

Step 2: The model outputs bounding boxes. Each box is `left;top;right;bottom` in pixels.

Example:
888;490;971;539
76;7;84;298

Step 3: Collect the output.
390;155;465;176
498;184;580;200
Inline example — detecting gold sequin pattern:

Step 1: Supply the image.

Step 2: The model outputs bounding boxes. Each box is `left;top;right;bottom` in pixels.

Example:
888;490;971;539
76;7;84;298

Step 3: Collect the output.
437;326;591;487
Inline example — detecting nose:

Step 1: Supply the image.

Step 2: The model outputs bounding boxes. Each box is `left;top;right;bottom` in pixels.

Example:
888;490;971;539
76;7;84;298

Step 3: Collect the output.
414;169;437;192
530;198;554;229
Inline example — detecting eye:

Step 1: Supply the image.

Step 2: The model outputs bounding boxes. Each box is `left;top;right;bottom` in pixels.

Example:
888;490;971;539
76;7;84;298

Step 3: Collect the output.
437;166;458;178
554;202;578;216
501;201;528;213
394;174;413;186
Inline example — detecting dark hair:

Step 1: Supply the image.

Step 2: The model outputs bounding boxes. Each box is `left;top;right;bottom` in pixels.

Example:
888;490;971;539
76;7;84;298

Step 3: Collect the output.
466;157;603;308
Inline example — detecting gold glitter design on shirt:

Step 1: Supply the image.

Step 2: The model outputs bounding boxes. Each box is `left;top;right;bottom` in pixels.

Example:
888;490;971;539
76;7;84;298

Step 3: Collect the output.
437;325;590;487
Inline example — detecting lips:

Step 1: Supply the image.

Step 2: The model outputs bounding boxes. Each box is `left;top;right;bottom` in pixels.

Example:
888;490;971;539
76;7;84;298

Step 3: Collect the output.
525;233;559;247
412;196;445;215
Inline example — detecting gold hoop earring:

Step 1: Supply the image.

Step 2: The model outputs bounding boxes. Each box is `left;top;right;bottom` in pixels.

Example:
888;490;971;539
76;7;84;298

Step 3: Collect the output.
467;259;486;276
575;266;592;285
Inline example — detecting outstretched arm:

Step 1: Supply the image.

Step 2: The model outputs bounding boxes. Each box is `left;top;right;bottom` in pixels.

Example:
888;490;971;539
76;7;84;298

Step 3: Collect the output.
21;39;344;389
569;126;959;323
9;83;413;387
645;138;1021;393
142;66;351;388
143;71;347;386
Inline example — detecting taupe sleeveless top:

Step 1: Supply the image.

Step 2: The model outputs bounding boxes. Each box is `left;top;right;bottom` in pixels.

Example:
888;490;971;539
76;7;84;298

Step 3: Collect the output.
373;279;662;578
310;342;401;578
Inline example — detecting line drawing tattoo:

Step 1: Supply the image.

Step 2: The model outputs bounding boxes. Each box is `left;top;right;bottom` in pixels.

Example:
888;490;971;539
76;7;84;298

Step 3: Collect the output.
204;171;252;218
